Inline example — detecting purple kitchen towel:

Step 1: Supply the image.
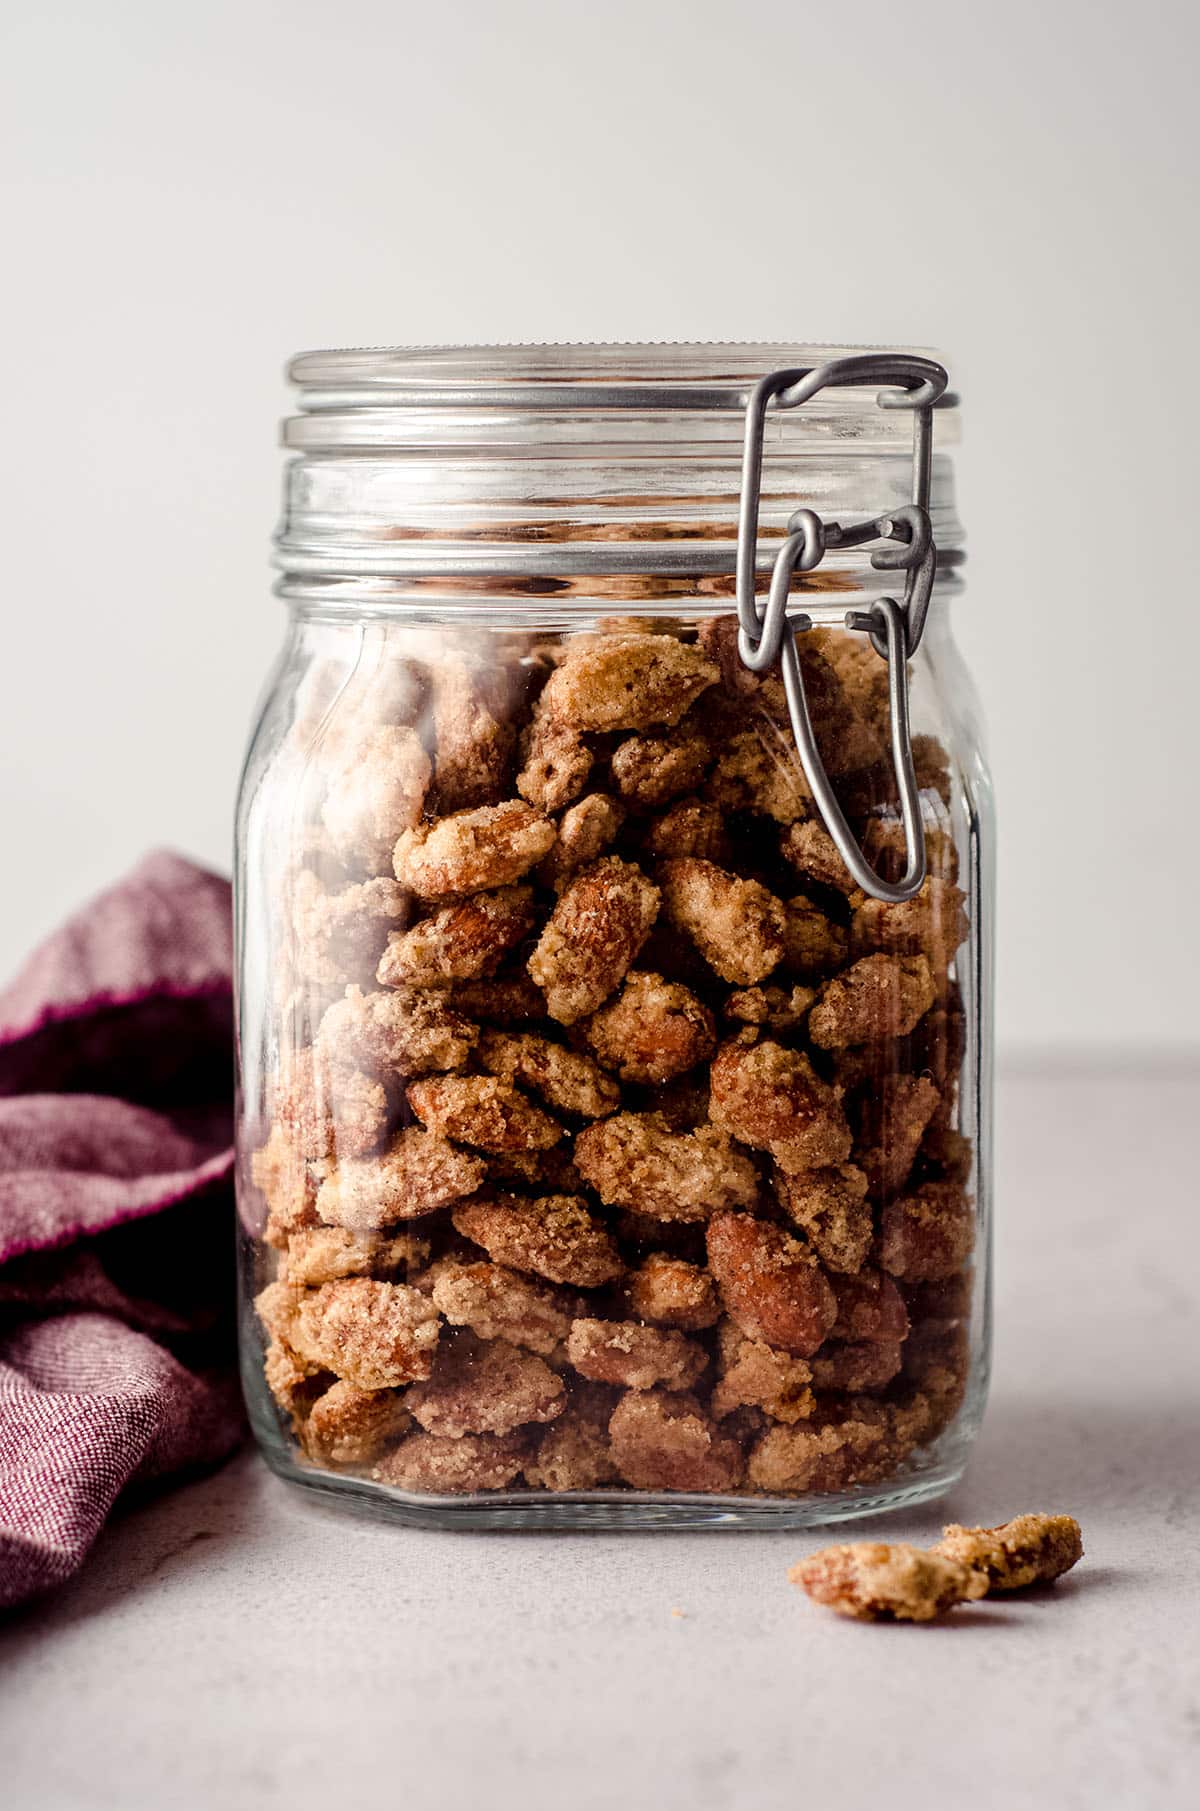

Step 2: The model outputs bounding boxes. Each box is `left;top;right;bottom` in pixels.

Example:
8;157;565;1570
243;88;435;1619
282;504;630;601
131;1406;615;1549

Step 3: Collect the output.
0;851;243;1610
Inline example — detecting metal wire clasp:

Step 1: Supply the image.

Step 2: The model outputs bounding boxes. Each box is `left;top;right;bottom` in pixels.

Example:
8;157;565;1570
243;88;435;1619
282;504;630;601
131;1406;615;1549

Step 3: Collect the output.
734;354;948;903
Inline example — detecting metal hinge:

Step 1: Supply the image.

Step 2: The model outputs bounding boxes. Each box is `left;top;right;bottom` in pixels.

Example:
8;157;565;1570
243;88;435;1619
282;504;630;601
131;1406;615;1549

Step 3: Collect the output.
734;353;949;903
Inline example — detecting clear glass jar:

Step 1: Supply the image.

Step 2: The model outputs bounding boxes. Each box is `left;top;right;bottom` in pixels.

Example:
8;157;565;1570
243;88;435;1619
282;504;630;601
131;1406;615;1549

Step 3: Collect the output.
236;343;993;1529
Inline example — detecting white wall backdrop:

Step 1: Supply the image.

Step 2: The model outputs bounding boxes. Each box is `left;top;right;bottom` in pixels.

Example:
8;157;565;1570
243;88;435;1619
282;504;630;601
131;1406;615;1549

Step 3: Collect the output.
2;0;1197;1056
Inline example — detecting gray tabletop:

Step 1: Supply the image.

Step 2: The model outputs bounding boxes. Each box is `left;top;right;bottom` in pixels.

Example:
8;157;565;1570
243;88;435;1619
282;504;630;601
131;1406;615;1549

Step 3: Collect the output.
2;1069;1197;1811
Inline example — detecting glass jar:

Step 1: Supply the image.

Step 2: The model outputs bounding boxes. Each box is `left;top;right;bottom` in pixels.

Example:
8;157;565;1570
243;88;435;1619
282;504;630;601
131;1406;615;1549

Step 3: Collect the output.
235;342;993;1529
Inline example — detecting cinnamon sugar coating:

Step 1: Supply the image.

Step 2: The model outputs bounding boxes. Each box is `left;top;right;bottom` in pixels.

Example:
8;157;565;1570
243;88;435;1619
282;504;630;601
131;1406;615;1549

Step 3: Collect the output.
851;877;969;974
781;820;860;895
280;1225;430;1286
640;796;730;864
878;1182;976;1281
374;1429;531;1494
934;1515;1083;1589
574;1112;759;1222
811;1339;904;1392
831;1266;911;1343
407;1074;564;1153
321;725;431;873
706;1213;838;1357
709;1036;852;1172
477;1029;620;1119
608;1390;744;1492
711;1320;815;1424
781;896;849;979
290;871;411;990
791;1542;986;1622
538;632;718;732
428;656;522;813
376;887;537;987
430;1260;576;1356
566;1317;708;1391
809;954;936;1048
773;1164;873;1274
583;971;716;1085
301;1381;412;1466
611;722;711;809
624;1254;720;1330
394;801;556;898
707;727;812;823
317;984;477;1079
524;1386;620;1491
658;859;786;986
856;1073;941;1201
264;1338;329;1422
316;1128;485;1230
272;1045;388;1162
450;971;548;1025
452;1194;624;1287
259;1277;441;1390
536;793;624;889
406;1333;566;1437
516;709;593;812
527;856;660;1024
723;984;815;1033
747;1397;898;1493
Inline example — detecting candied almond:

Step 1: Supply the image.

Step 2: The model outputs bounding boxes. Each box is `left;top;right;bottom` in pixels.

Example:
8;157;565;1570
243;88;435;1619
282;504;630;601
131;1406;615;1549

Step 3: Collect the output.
566;1317;708;1392
393;801;555;899
856;1073;941;1200
317;984;477;1077
878;1182;975;1281
811;1339;904;1392
301;1380;412;1466
273;1045;389;1162
430;1260;576;1356
288;1277;442;1390
808;954;936;1048
290;870;410;989
406;1333;566;1437
374;1429;530;1494
723;984;815;1033
281;1224;431;1286
934;1515;1083;1590
263;1338;329;1421
711;1320;815;1424
407;1074;563;1153
527;856;660;1024
706;1213;838;1357
780;896;849;979
790;1542;986;1622
773;1164;873;1275
640;796;730;864
608;1389;744;1492
376;886;537;987
253;1122;323;1246
747;1399;894;1493
477;1028;620;1119
781;820;858;895
452;1194;624;1288
658;859;786;986
583;970;716;1085
525;1387;620;1491
709;1037;852;1172
611;724;712;809
536;792;625;889
516;710;594;812
450;971;547;1026
316;1128;486;1230
321;725;431;872
574;1112;759;1222
538;633;718;732
707;726;811;824
831;1266;910;1343
624;1253;720;1330
429;656;521;813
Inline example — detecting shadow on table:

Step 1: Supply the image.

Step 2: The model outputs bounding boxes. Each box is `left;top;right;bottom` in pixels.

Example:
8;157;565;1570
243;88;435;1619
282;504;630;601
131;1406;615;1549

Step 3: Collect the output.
0;1447;266;1643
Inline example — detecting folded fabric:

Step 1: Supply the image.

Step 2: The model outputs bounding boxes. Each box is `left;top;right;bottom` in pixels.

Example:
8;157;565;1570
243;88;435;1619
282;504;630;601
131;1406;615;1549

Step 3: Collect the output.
0;851;243;1610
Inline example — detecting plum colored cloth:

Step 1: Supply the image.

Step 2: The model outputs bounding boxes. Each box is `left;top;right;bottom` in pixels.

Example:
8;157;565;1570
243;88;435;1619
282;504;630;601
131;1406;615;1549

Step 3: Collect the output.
0;852;243;1610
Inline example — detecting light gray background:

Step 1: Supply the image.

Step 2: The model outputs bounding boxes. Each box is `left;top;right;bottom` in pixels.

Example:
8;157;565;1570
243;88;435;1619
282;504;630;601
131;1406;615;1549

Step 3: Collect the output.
2;0;1197;1056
